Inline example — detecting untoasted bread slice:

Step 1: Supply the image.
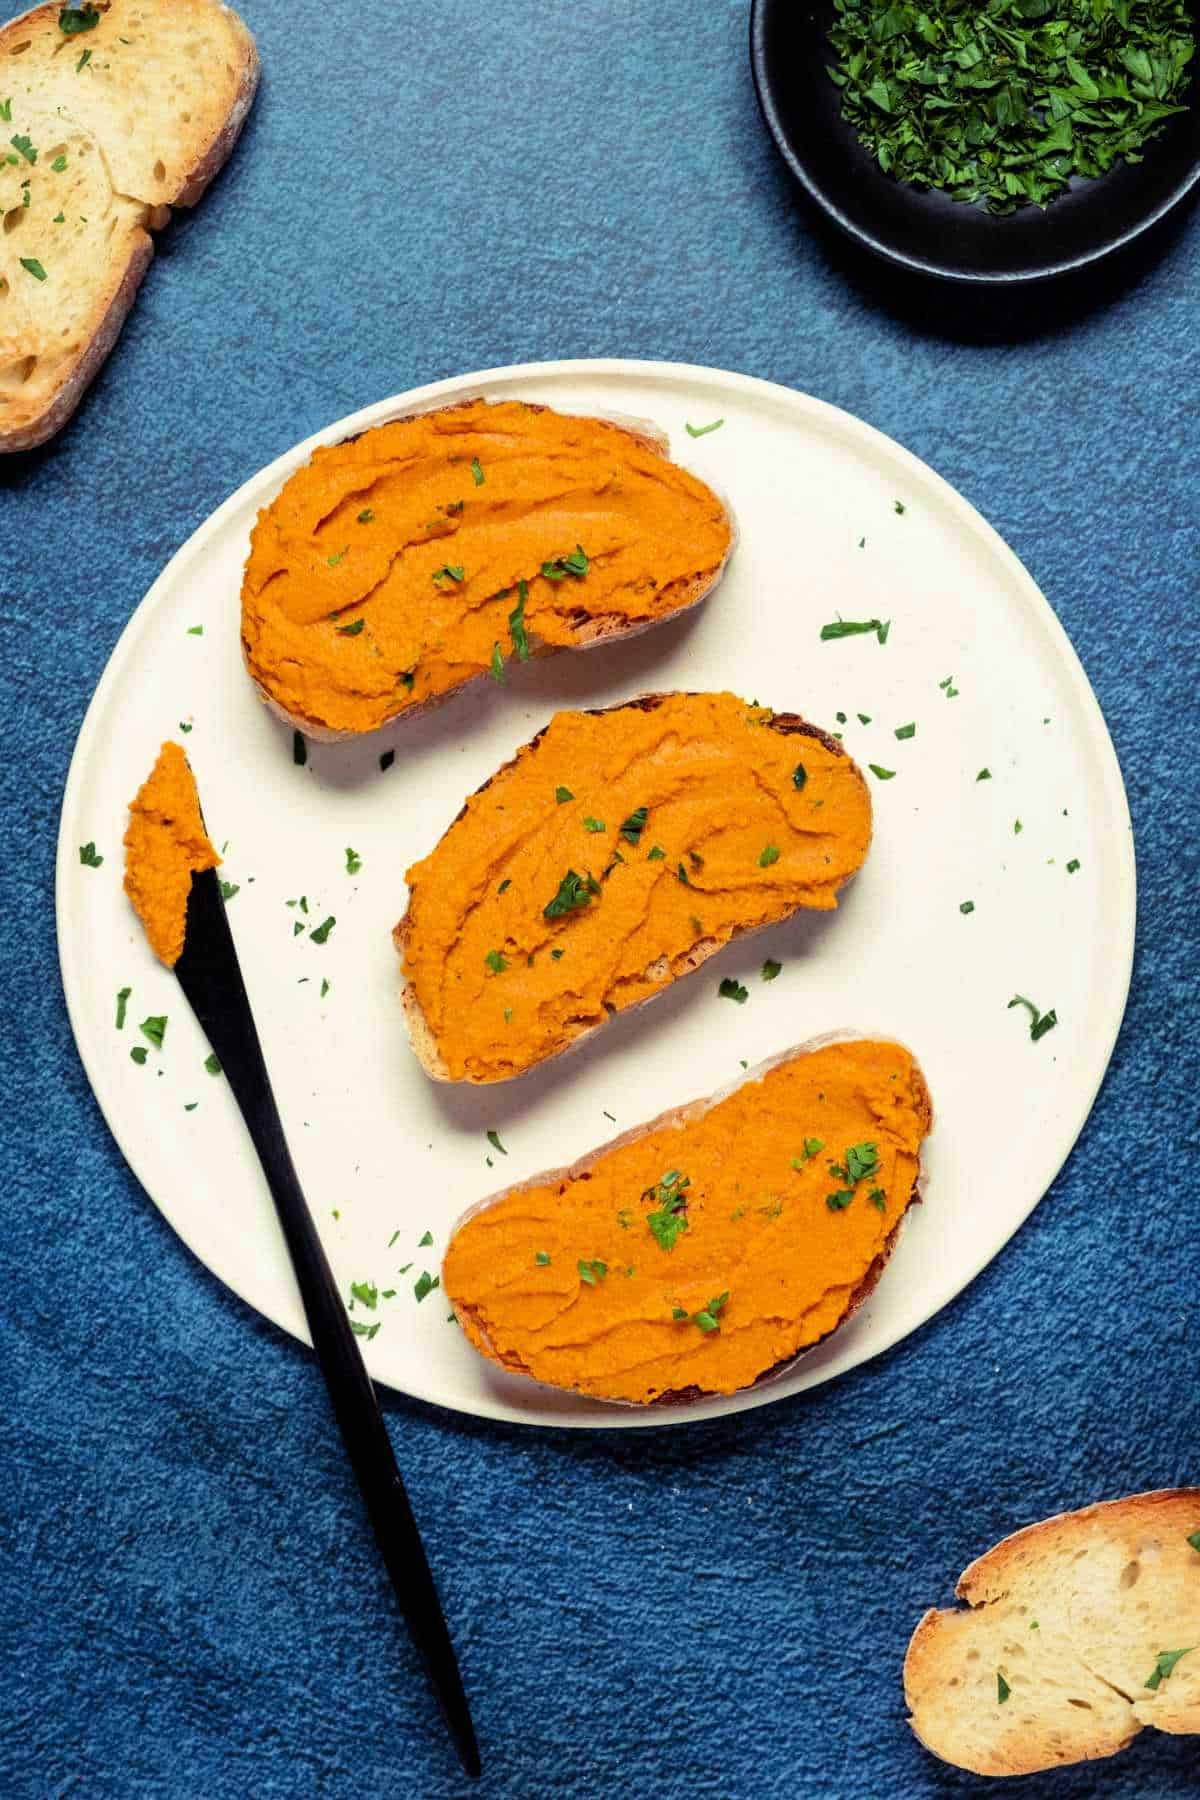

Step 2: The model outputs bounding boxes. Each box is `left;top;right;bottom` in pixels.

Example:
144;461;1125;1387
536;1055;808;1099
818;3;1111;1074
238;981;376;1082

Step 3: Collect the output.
0;0;258;452
904;1489;1200;1776
442;1034;931;1405
394;691;872;1084
240;397;735;740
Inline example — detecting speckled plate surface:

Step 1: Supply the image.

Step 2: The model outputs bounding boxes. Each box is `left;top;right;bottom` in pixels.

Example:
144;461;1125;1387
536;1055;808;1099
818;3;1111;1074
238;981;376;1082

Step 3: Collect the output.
55;359;1135;1427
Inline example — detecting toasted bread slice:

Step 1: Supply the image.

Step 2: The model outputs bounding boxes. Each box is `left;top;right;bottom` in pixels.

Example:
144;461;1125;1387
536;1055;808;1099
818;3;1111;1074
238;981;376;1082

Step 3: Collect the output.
441;1034;931;1405
395;691;872;1084
0;0;258;452
240;397;736;740
904;1489;1200;1776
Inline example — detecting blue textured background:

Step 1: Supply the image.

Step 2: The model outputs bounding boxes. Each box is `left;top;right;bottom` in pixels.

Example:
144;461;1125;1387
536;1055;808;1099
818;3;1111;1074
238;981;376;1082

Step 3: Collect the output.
2;2;1198;1795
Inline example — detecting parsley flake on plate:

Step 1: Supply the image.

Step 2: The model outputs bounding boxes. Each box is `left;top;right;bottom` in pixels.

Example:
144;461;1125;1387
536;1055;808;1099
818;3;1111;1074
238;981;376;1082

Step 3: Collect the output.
718;977;748;1004
1008;994;1058;1041
79;841;103;867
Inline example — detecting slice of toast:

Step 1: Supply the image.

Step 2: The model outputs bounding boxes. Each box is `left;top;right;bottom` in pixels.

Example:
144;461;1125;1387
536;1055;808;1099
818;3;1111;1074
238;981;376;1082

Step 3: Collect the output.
0;0;258;452
240;397;736;740
394;691;873;1084
441;1033;932;1405
904;1489;1200;1776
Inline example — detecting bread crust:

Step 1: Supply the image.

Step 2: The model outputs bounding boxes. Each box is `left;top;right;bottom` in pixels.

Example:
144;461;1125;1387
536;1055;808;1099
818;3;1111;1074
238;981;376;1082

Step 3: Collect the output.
393;693;862;1084
0;0;260;453
904;1487;1200;1776
444;1030;932;1407
244;400;737;743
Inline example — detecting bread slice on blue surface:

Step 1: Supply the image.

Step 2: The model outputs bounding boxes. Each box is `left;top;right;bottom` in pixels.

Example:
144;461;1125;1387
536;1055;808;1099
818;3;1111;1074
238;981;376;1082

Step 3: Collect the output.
0;0;258;451
904;1488;1200;1776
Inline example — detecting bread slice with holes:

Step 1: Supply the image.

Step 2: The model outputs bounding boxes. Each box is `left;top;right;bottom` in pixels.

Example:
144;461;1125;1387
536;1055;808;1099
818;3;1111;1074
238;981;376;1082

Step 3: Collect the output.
0;0;258;452
395;690;872;1084
904;1489;1200;1777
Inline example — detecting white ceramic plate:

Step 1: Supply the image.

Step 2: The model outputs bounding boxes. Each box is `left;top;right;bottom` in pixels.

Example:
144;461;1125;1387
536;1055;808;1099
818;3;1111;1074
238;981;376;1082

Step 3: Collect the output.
56;360;1135;1428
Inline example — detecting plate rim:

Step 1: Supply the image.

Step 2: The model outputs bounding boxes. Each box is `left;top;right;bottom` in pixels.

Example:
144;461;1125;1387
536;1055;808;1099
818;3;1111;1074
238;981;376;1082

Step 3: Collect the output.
55;356;1137;1428
748;0;1200;286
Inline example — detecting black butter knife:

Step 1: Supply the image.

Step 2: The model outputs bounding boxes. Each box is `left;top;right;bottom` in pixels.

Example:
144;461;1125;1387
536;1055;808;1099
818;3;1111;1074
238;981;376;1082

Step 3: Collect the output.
175;864;480;1779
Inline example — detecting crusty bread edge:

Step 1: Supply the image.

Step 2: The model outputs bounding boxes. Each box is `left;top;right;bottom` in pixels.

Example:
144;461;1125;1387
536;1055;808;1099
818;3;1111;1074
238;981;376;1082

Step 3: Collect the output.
903;1487;1200;1775
444;1028;932;1408
242;397;738;742
0;228;154;453
395;693;870;1084
0;1;260;454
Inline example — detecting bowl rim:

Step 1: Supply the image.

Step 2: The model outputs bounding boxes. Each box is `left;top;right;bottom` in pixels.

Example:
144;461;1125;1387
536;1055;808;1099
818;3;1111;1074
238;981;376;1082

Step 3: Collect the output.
749;0;1200;286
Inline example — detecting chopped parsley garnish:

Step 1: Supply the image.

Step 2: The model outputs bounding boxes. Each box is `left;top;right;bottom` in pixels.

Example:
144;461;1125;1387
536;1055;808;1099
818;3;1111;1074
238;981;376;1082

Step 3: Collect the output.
939;675;960;698
58;4;100;32
544;868;600;919
76;47;92;70
399;670;415;690
1187;1530;1200;1553
868;1187;887;1210
535;1250;551;1265
857;712;871;724
582;816;606;833
139;1014;168;1049
130;1046;148;1065
51;152;67;172
344;847;362;874
471;456;484;485
550;948;564;960
432;564;464;583
868;764;896;781
761;959;782;981
309;916;336;945
825;1141;881;1211
484;948;508;974
758;845;780;867
489;642;505;684
676;862;690;886
10;133;36;164
540;545;589;581
336;618;364;636
1066;859;1081;873
0;100;9;122
555;785;574;803
79;841;103;867
685;418;724;437
379;750;395;772
293;731;307;766
1014;819;1023;834
220;881;239;902
204;1053;221;1075
20;257;47;282
997;1673;1011;1705
350;1280;378;1309
115;987;131;1029
350;1320;380;1340
320;978;330;997
418;1231;433;1247
1145;1648;1194;1690
357;508;374;523
1008;994;1058;1041
976;768;991;781
413;1271;440;1303
644;1170;691;1252
791;1138;824;1170
577;1258;607;1286
820;617;890;644
507;578;530;662
828;0;1196;216
486;1129;507;1155
647;845;666;860
497;879;511;894
894;722;916;740
718;977;748;1004
327;548;348;567
689;1292;729;1333
792;762;808;790
960;900;975;915
894;500;906;515
619;806;648;845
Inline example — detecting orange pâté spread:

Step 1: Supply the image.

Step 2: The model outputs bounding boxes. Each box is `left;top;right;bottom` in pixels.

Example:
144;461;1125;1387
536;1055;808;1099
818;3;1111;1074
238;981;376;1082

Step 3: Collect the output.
443;1040;932;1404
123;741;220;966
398;692;872;1082
240;398;732;736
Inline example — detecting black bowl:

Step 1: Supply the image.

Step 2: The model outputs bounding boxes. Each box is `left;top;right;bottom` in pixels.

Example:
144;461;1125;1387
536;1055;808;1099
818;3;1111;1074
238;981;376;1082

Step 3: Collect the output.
750;0;1200;284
